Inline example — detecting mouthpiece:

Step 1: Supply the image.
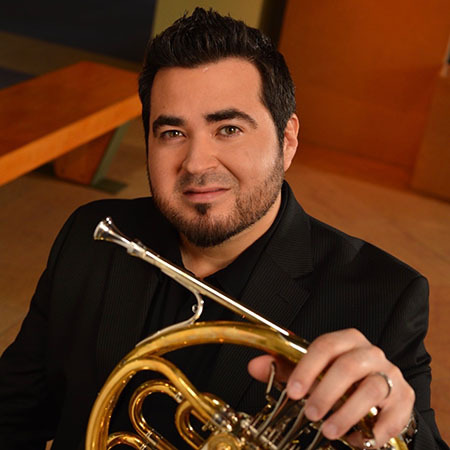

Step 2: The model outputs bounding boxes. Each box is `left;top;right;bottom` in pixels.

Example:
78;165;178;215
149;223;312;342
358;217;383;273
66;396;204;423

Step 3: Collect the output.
93;217;134;251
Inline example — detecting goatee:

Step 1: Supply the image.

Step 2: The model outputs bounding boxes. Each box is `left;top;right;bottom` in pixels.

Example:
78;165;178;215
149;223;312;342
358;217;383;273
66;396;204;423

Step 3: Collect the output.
150;156;284;248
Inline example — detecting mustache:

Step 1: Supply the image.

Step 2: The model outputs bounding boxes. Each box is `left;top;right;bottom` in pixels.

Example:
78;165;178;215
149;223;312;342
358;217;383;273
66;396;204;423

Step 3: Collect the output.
176;172;235;190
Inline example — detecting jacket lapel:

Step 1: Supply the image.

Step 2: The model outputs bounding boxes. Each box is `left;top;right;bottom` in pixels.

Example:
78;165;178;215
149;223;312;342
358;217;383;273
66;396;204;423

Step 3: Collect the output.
95;202;179;388
95;248;158;387
207;185;314;409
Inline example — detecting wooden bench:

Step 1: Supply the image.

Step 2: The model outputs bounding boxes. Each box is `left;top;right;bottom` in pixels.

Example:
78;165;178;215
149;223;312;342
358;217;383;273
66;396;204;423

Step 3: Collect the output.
0;61;141;187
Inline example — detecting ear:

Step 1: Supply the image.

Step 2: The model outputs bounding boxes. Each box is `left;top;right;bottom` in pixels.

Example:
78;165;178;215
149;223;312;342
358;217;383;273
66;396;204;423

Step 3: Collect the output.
282;114;299;172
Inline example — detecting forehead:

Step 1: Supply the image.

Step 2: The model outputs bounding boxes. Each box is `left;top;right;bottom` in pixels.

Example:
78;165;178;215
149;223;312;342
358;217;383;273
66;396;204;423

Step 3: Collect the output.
149;58;265;117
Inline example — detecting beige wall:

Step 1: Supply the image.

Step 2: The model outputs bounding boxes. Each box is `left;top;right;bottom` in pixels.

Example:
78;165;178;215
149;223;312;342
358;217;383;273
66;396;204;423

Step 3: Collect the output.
279;0;450;169
152;0;265;36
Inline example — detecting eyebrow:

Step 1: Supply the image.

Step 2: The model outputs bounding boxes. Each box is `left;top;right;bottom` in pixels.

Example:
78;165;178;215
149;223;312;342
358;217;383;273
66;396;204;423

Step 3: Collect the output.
205;108;257;128
152;108;258;135
152;115;185;135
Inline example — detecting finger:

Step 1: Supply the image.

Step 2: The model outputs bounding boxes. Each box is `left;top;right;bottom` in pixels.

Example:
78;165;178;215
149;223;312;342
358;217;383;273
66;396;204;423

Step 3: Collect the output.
322;367;414;446
345;430;370;449
286;329;369;400
371;383;415;447
247;355;294;383
319;369;397;440
304;345;387;421
346;401;414;448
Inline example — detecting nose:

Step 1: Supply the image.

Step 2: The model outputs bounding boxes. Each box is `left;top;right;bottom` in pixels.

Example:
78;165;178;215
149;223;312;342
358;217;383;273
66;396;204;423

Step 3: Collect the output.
181;134;218;175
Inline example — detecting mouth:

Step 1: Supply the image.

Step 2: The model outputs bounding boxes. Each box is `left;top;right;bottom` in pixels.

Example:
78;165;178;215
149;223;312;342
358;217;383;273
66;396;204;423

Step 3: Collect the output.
183;187;229;203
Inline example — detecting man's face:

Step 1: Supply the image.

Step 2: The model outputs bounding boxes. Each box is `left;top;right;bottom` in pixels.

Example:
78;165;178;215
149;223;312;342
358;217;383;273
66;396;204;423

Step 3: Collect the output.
147;58;293;247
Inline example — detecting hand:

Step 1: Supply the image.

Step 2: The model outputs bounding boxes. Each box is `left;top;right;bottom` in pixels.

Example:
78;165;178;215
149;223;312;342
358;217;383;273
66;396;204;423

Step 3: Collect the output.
248;328;415;448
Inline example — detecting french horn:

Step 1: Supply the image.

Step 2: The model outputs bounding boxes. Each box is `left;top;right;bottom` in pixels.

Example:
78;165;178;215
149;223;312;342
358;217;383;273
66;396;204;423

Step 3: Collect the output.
86;217;414;450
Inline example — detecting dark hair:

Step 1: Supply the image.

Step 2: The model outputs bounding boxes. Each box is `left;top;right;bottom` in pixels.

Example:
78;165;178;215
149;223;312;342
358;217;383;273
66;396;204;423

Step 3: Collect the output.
139;8;296;147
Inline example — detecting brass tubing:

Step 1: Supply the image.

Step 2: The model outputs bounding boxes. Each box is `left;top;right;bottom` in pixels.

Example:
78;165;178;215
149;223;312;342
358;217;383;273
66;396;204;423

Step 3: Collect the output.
107;432;150;449
129;380;180;449
86;355;217;449
175;402;204;449
87;323;409;450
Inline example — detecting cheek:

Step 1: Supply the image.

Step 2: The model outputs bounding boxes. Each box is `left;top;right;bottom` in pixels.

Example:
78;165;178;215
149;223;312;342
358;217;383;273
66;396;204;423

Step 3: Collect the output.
243;148;278;179
148;145;184;176
147;155;173;194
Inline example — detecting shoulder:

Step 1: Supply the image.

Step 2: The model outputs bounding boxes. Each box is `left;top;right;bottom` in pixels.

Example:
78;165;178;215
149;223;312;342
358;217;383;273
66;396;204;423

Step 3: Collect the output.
70;196;156;228
46;196;173;270
309;216;421;282
61;196;167;245
281;183;422;286
306;215;427;341
288;213;428;345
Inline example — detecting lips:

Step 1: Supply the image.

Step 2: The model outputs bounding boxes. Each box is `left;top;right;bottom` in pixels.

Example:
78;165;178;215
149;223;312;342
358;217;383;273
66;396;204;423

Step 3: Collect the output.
183;187;229;203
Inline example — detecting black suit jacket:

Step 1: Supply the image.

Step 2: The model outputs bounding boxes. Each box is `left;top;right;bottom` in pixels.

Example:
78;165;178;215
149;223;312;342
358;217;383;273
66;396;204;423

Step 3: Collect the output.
0;184;447;449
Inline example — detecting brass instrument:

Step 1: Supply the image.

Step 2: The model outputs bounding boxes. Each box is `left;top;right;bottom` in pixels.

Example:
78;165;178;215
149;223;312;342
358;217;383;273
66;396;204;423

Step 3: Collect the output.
86;217;412;450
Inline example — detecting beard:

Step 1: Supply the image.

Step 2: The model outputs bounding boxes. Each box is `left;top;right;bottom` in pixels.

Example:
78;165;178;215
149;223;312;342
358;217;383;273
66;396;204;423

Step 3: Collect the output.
150;155;284;248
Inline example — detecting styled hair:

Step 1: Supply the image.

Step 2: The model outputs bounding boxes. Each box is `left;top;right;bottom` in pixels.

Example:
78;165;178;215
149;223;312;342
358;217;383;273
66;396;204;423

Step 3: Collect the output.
138;8;296;147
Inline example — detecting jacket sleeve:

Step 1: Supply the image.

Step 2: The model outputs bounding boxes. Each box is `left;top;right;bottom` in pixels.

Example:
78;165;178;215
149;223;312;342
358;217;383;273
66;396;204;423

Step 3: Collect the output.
0;212;77;449
378;276;449;450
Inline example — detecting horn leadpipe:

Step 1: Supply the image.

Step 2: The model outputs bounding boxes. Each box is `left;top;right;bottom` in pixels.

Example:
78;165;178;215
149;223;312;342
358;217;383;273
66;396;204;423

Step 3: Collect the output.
94;217;305;353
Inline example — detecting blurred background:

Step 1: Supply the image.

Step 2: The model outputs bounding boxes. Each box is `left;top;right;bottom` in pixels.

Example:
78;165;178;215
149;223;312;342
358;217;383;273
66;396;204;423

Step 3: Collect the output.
0;0;449;444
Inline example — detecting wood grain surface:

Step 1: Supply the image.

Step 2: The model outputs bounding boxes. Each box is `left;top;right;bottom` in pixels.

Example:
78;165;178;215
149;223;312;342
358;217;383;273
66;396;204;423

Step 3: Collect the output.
0;61;140;185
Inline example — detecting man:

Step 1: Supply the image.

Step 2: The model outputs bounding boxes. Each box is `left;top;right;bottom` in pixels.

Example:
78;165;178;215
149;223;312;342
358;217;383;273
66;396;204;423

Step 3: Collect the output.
0;8;447;450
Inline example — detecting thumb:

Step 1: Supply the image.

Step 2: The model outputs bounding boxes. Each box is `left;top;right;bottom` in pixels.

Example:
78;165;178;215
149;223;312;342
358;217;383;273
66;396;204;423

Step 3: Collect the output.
248;354;294;383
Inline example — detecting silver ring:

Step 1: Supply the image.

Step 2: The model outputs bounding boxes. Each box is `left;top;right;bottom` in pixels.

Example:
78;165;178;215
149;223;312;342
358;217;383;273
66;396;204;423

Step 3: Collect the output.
371;371;393;399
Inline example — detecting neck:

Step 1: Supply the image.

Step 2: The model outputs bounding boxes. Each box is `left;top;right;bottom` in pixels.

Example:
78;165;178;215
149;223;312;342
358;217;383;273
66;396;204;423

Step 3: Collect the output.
180;194;281;278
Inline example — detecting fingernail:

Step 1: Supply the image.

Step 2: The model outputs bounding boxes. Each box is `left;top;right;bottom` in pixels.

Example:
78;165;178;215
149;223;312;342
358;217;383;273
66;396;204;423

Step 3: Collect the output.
322;422;338;439
287;380;303;399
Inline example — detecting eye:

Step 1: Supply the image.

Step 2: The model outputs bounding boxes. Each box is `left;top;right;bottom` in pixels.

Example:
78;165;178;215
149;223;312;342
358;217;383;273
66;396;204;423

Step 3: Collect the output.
218;125;242;137
160;129;184;139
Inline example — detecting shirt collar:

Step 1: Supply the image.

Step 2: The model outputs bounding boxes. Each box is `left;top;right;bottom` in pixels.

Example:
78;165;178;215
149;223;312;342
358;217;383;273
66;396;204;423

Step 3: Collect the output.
206;182;290;299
